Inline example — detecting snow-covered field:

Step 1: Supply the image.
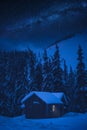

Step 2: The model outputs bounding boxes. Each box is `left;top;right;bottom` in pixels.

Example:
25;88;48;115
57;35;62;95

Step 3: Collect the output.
0;112;87;130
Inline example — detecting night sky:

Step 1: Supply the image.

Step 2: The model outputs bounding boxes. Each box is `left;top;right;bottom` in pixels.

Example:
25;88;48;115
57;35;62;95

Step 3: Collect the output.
0;0;87;50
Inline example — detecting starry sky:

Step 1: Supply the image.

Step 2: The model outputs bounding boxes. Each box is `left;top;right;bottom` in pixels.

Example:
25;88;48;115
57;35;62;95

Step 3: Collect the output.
0;0;87;50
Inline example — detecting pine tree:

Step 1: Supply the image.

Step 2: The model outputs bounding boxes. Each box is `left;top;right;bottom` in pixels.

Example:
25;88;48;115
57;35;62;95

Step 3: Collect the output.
52;44;63;92
67;65;76;111
43;49;49;74
42;49;54;92
0;50;37;116
33;62;43;91
6;51;27;116
76;45;86;112
0;51;8;115
63;60;68;87
28;49;36;81
85;70;87;87
77;45;86;88
68;65;76;93
28;49;36;91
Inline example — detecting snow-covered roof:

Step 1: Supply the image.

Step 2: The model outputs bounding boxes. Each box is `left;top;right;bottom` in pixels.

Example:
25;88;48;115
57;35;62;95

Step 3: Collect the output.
53;92;68;104
21;91;64;104
52;92;64;99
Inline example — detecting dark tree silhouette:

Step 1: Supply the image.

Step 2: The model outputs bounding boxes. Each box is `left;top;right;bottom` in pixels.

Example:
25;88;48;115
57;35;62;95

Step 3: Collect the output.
42;49;54;92
33;62;43;91
76;45;86;112
0;44;87;117
63;60;68;89
52;44;63;92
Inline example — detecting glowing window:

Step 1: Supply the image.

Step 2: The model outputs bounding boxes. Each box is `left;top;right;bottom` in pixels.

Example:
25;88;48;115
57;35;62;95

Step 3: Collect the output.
52;105;56;112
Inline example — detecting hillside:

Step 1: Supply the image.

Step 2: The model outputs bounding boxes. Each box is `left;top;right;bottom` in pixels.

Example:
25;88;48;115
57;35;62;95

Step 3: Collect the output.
47;32;87;69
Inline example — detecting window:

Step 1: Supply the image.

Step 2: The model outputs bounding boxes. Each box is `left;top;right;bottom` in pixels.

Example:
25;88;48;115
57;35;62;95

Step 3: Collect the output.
52;105;56;112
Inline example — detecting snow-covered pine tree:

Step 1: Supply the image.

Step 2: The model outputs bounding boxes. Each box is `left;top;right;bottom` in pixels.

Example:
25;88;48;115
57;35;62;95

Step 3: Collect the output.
33;62;43;91
67;65;76;112
0;51;7;92
68;65;76;95
77;45;86;88
85;70;87;88
6;51;28;116
0;51;8;116
63;60;68;92
42;49;54;92
69;66;75;87
52;44;63;92
28;48;36;91
76;45;86;112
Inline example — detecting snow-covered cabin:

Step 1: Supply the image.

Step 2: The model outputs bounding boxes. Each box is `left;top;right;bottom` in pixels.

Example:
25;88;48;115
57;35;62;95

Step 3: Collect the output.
21;91;67;118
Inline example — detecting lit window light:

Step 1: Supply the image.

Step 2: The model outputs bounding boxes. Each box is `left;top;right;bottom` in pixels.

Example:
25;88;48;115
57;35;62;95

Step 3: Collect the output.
52;105;56;112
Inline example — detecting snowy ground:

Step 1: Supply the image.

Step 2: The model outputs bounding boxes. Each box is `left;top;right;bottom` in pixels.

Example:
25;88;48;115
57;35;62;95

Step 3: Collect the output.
0;112;87;130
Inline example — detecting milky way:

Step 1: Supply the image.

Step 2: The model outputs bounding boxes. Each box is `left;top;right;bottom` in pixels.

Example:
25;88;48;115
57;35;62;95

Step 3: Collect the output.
0;0;87;50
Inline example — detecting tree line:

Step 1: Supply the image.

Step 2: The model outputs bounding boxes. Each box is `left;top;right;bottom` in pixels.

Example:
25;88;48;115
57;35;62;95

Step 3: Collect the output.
0;45;87;116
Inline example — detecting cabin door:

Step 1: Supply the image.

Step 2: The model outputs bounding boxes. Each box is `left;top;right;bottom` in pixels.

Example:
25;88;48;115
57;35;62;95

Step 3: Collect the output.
30;103;43;118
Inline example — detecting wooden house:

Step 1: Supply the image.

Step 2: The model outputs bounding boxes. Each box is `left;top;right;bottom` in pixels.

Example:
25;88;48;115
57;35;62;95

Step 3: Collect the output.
21;91;67;118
